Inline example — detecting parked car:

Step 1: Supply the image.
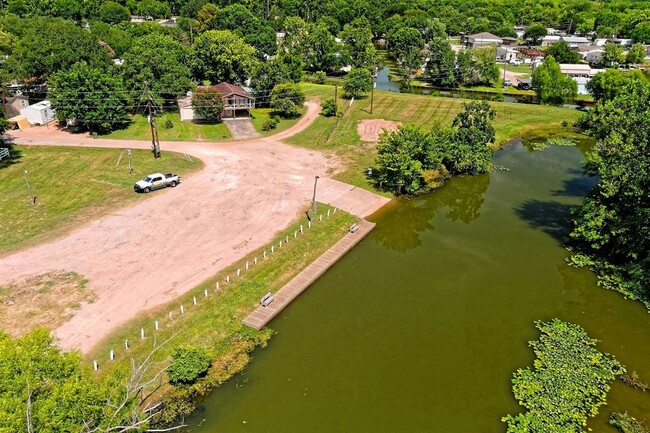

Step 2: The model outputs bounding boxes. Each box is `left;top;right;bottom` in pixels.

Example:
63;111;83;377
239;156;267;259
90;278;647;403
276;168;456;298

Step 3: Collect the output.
504;78;512;86
509;59;523;66
134;173;180;193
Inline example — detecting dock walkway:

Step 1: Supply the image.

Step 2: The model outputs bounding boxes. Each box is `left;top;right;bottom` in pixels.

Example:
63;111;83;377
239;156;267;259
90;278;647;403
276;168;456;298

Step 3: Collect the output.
243;220;375;330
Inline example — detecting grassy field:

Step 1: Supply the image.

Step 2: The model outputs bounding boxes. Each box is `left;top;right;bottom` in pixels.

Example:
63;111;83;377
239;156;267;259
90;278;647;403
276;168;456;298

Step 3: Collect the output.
0;146;201;254
87;206;356;416
290;83;583;191
249;106;306;137
100;112;231;141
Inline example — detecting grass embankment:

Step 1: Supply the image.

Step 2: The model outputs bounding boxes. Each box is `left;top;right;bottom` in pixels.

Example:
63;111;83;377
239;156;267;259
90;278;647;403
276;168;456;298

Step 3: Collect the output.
291;83;582;191
0;146;201;254
88;206;357;420
249;106;306;137
100;112;231;141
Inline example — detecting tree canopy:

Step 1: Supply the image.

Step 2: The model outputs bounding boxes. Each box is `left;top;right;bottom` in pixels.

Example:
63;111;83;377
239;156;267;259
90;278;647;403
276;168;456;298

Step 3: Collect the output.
532;55;578;105
191;30;257;85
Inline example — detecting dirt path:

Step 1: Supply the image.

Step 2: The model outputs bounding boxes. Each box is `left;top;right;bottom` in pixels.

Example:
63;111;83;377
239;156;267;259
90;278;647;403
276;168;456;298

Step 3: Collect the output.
1;102;391;353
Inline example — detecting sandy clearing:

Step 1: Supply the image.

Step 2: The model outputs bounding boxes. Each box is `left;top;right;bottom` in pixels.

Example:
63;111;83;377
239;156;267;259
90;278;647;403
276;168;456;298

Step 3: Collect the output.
1;102;391;352
357;119;401;142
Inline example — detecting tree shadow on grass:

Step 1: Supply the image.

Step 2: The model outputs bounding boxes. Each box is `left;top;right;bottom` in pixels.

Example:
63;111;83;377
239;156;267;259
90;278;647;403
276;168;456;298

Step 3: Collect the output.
515;200;575;244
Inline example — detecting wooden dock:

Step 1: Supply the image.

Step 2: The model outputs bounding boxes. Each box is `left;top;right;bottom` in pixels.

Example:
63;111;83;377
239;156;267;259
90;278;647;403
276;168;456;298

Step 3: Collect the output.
243;220;375;330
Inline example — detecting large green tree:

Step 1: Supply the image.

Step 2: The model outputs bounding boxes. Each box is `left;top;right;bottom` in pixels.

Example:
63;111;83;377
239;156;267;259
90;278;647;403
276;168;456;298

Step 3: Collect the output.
587;69;647;102
390;26;424;71
445;100;496;174
343;67;372;98
270;82;305;118
49;62;130;132
545;40;580;63
339;18;376;68
98;1;130;24
304;22;339;72
425;37;456;87
523;23;547;44
191;30;257;85
571;80;650;307
192;86;224;121
532;55;577;105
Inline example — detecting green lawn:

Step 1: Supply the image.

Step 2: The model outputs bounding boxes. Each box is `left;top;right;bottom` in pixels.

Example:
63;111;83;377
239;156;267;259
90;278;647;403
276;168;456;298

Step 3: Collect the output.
290;83;582;192
100;112;231;141
500;63;534;74
88;206;356;418
249;107;306;137
0;146;201;254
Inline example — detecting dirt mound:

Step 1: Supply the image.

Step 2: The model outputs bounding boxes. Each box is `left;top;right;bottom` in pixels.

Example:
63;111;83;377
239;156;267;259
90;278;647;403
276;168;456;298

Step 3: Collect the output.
357;119;401;142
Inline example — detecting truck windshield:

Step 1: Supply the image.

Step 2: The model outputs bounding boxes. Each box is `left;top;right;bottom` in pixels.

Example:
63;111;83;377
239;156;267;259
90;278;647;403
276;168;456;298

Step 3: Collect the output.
143;176;153;182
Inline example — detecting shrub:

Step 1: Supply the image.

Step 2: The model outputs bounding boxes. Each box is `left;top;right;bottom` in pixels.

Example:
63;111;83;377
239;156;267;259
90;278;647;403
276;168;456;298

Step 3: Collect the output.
320;98;337;117
167;346;212;385
315;71;326;84
163;119;174;129
262;116;279;131
270;83;305;118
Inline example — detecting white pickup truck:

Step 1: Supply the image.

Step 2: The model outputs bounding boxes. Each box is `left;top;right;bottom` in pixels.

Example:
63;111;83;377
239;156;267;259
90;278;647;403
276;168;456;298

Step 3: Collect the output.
133;173;180;193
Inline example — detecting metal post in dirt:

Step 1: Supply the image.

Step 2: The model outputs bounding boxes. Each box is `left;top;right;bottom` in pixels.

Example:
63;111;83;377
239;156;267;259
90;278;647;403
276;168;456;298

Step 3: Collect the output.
310;175;319;220
127;148;133;175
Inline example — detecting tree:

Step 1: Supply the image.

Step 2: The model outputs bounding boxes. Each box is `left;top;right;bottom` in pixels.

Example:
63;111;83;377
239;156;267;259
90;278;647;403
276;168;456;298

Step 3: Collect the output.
626;43;647;65
280;16;308;57
503;320;623;432
249;55;301;106
472;46;499;85
532;55;577;104
587;69;647;102
425;37;456;87
196;3;219;33
446;100;496;174
167;346;212;385
545;40;581;63
49;62;130;132
601;43;624;68
455;49;474;84
304;23;339;73
270;82;304;118
523;23;547;44
422;18;446;44
4;18;110;80
191;86;224;121
572;80;650;307
631;21;650;44
343;67;372;98
320;97;337;116
191;30;257;85
121;33;192;101
99;1;130;24
339;18;376;68
390;26;424;71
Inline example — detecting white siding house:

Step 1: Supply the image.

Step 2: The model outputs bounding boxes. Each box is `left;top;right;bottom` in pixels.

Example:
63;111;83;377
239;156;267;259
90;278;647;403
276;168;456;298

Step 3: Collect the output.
19;100;55;125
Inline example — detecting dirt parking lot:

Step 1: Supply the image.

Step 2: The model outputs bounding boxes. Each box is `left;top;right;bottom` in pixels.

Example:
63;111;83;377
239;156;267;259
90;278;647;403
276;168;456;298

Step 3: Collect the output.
1;103;390;352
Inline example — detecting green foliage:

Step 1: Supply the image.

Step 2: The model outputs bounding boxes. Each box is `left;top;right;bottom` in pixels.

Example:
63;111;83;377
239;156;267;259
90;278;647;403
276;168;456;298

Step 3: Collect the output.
192;86;224;121
602;43;625;68
524;23;547;44
587;69;647;102
626;43;646;65
424;37;456;87
167;346;212;385
455;47;499;86
571;80;650;308
610;412;650;433
89;21;133;57
304;23;339;73
314;70;326;84
250;55;302;107
532;55;578;105
270;82;305;118
339;18;376;68
49;62;130;132
343;67;372;98
446;100;496;174
261;115;279;131
163;119;174;129
320;97;337;116
191;30;257;85
98;1;130;24
389;26;424;70
503;319;624;433
545;40;581;64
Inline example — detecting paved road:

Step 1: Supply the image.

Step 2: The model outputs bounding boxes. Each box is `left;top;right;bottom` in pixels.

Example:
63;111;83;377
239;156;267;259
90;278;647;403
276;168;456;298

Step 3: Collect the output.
1;102;391;352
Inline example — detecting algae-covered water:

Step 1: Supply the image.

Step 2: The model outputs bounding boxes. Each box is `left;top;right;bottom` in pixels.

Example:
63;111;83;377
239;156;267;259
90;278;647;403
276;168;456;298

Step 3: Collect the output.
184;140;650;432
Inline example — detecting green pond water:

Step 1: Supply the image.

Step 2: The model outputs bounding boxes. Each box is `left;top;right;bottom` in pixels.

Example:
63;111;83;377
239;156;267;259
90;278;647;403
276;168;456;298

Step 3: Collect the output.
185;140;650;432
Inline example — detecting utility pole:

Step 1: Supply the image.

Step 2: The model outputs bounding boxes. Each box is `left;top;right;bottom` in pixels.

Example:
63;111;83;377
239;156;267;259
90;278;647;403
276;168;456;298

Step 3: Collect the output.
370;71;376;114
23;169;35;205
145;85;161;159
310;175;319;220
334;84;338;106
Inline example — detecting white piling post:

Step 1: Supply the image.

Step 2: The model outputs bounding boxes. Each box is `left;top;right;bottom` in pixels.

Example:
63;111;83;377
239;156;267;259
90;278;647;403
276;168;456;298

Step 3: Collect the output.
319;214;323;222
271;245;274;253
204;289;208;298
180;305;184;314
300;225;303;233
155;320;159;330
125;339;129;350
286;235;289;243
308;220;312;229
140;328;145;339
169;311;173;320
226;275;230;283
246;261;249;270
216;282;220;291
110;350;114;361
294;230;297;238
334;207;338;214
263;251;267;259
327;209;330;217
93;360;98;371
237;268;241;277
193;296;197;305
279;241;282;248
254;257;257;265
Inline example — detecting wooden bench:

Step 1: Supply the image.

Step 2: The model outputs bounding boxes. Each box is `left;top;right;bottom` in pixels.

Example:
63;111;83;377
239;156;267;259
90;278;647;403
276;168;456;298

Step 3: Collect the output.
260;292;275;307
349;223;360;233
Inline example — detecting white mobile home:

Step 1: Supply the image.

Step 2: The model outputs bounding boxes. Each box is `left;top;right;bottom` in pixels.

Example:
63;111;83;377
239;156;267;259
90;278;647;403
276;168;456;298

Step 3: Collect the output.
19;100;55;125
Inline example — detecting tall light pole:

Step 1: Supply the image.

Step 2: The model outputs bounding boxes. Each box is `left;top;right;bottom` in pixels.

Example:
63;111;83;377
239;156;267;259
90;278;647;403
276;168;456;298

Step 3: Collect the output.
310;175;319;220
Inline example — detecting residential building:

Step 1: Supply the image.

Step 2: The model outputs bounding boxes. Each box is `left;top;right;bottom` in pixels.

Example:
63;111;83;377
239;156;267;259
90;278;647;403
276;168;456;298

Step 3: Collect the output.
177;83;255;121
3;94;29;118
467;32;503;47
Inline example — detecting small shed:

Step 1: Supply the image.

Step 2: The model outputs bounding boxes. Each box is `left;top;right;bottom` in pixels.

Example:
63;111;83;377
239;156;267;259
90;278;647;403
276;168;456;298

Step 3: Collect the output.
20;100;55;125
3;94;30;118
